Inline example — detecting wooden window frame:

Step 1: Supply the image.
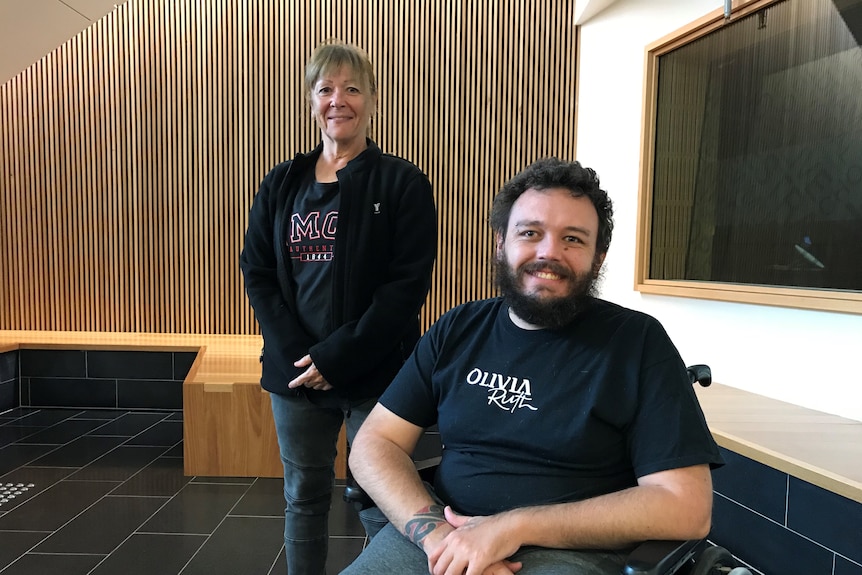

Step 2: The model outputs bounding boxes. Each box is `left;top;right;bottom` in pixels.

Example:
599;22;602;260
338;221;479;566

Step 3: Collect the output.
635;0;862;315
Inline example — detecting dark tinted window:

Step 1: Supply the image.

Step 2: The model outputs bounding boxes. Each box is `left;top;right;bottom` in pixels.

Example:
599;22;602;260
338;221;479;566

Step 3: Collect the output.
650;0;862;291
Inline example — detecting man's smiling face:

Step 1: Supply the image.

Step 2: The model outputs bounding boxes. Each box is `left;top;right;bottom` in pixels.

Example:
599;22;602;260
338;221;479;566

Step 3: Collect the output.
496;187;605;329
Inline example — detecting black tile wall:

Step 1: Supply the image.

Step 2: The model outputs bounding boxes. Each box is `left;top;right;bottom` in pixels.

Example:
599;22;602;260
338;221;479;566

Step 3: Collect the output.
710;448;862;575
712;493;835;574
87;350;173;379
0;351;19;412
20;349;86;377
173;351;198;380
0;380;16;412
28;377;117;408
787;477;862;565
17;349;197;411
0;351;18;379
837;556;862;575
117;378;183;409
712;448;787;523
19;378;29;405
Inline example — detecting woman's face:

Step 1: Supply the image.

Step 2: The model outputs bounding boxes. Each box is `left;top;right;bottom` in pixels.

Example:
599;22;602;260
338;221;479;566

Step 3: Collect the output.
311;66;376;148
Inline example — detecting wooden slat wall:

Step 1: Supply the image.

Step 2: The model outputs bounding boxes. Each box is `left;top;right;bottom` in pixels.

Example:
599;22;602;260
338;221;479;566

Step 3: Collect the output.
0;0;578;334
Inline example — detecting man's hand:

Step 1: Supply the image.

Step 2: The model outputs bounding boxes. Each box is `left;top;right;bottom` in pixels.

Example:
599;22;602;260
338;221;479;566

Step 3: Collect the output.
287;355;332;390
425;506;523;575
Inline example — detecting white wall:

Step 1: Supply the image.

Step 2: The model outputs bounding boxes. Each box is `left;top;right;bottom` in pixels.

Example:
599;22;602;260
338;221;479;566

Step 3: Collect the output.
577;0;862;422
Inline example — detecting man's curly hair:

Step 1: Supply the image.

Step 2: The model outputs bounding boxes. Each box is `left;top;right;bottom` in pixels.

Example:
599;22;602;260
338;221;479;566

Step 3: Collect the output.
490;157;614;254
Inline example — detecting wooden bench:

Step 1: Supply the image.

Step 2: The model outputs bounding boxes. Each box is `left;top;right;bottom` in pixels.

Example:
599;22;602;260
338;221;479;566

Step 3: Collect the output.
0;331;348;479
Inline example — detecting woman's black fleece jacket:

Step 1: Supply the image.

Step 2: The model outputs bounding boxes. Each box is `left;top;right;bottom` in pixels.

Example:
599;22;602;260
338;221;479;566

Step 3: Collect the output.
240;140;437;401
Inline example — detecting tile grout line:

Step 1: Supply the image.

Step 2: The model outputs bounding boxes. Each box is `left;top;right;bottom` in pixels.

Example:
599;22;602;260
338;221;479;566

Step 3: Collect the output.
175;476;260;575
84;453;193;575
715;491;855;560
2;409;373;574
11;411;180;574
0;411;171;572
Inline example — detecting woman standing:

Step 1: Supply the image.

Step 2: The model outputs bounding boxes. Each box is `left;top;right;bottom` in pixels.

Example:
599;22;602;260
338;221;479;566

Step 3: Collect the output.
240;40;437;574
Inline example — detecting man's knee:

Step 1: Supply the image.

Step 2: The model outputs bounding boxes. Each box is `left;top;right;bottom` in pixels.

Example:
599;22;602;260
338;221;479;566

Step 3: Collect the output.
340;523;427;574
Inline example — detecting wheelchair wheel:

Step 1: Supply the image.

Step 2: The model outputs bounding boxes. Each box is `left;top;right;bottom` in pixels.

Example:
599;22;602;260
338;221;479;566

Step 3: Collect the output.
690;545;744;575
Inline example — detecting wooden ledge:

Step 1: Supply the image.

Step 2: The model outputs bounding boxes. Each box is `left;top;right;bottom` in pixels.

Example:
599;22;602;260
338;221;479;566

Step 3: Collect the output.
697;383;862;504
0;330;264;386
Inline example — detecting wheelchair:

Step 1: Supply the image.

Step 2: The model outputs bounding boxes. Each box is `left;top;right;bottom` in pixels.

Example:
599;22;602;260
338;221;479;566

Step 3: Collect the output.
345;365;754;575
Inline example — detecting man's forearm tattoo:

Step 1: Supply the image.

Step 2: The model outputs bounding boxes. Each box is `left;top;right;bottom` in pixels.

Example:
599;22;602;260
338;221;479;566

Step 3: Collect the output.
404;504;446;546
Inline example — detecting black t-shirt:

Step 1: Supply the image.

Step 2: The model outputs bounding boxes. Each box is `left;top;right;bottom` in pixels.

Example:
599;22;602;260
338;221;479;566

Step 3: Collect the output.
287;176;340;342
379;298;723;517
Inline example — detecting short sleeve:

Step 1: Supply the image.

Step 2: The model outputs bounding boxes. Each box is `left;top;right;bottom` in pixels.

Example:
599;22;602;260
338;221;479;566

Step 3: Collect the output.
377;319;444;429
626;321;724;478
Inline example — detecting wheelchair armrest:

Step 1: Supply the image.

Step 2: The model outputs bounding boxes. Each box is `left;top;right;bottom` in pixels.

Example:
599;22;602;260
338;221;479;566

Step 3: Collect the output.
343;481;373;509
686;364;711;387
415;455;442;483
343;456;443;510
621;539;705;575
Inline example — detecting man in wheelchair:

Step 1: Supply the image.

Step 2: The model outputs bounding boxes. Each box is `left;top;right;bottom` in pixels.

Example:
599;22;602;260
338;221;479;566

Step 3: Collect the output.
341;158;724;575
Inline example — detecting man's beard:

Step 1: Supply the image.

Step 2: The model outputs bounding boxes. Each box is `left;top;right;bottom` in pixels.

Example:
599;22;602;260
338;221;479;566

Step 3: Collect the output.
495;254;598;330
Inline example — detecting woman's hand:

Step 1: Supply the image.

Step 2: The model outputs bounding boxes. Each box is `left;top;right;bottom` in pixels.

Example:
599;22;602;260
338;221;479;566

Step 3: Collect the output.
288;355;333;390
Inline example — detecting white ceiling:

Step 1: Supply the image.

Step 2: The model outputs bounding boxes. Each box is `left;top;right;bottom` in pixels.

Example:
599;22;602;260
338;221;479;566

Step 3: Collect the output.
574;0;620;24
0;0;120;84
1;0;623;85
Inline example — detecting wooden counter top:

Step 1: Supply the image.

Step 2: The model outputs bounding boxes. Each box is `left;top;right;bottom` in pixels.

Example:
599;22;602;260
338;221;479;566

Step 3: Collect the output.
696;383;862;504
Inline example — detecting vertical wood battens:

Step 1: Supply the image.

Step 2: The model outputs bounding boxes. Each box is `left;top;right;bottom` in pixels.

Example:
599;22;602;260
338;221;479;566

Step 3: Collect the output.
1;0;578;334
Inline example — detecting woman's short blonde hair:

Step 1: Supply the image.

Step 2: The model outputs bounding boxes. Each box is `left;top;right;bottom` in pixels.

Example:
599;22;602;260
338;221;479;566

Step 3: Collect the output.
304;40;377;103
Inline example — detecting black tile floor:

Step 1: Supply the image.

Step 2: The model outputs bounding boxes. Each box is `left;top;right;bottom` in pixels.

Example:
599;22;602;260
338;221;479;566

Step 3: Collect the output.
0;407;367;574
